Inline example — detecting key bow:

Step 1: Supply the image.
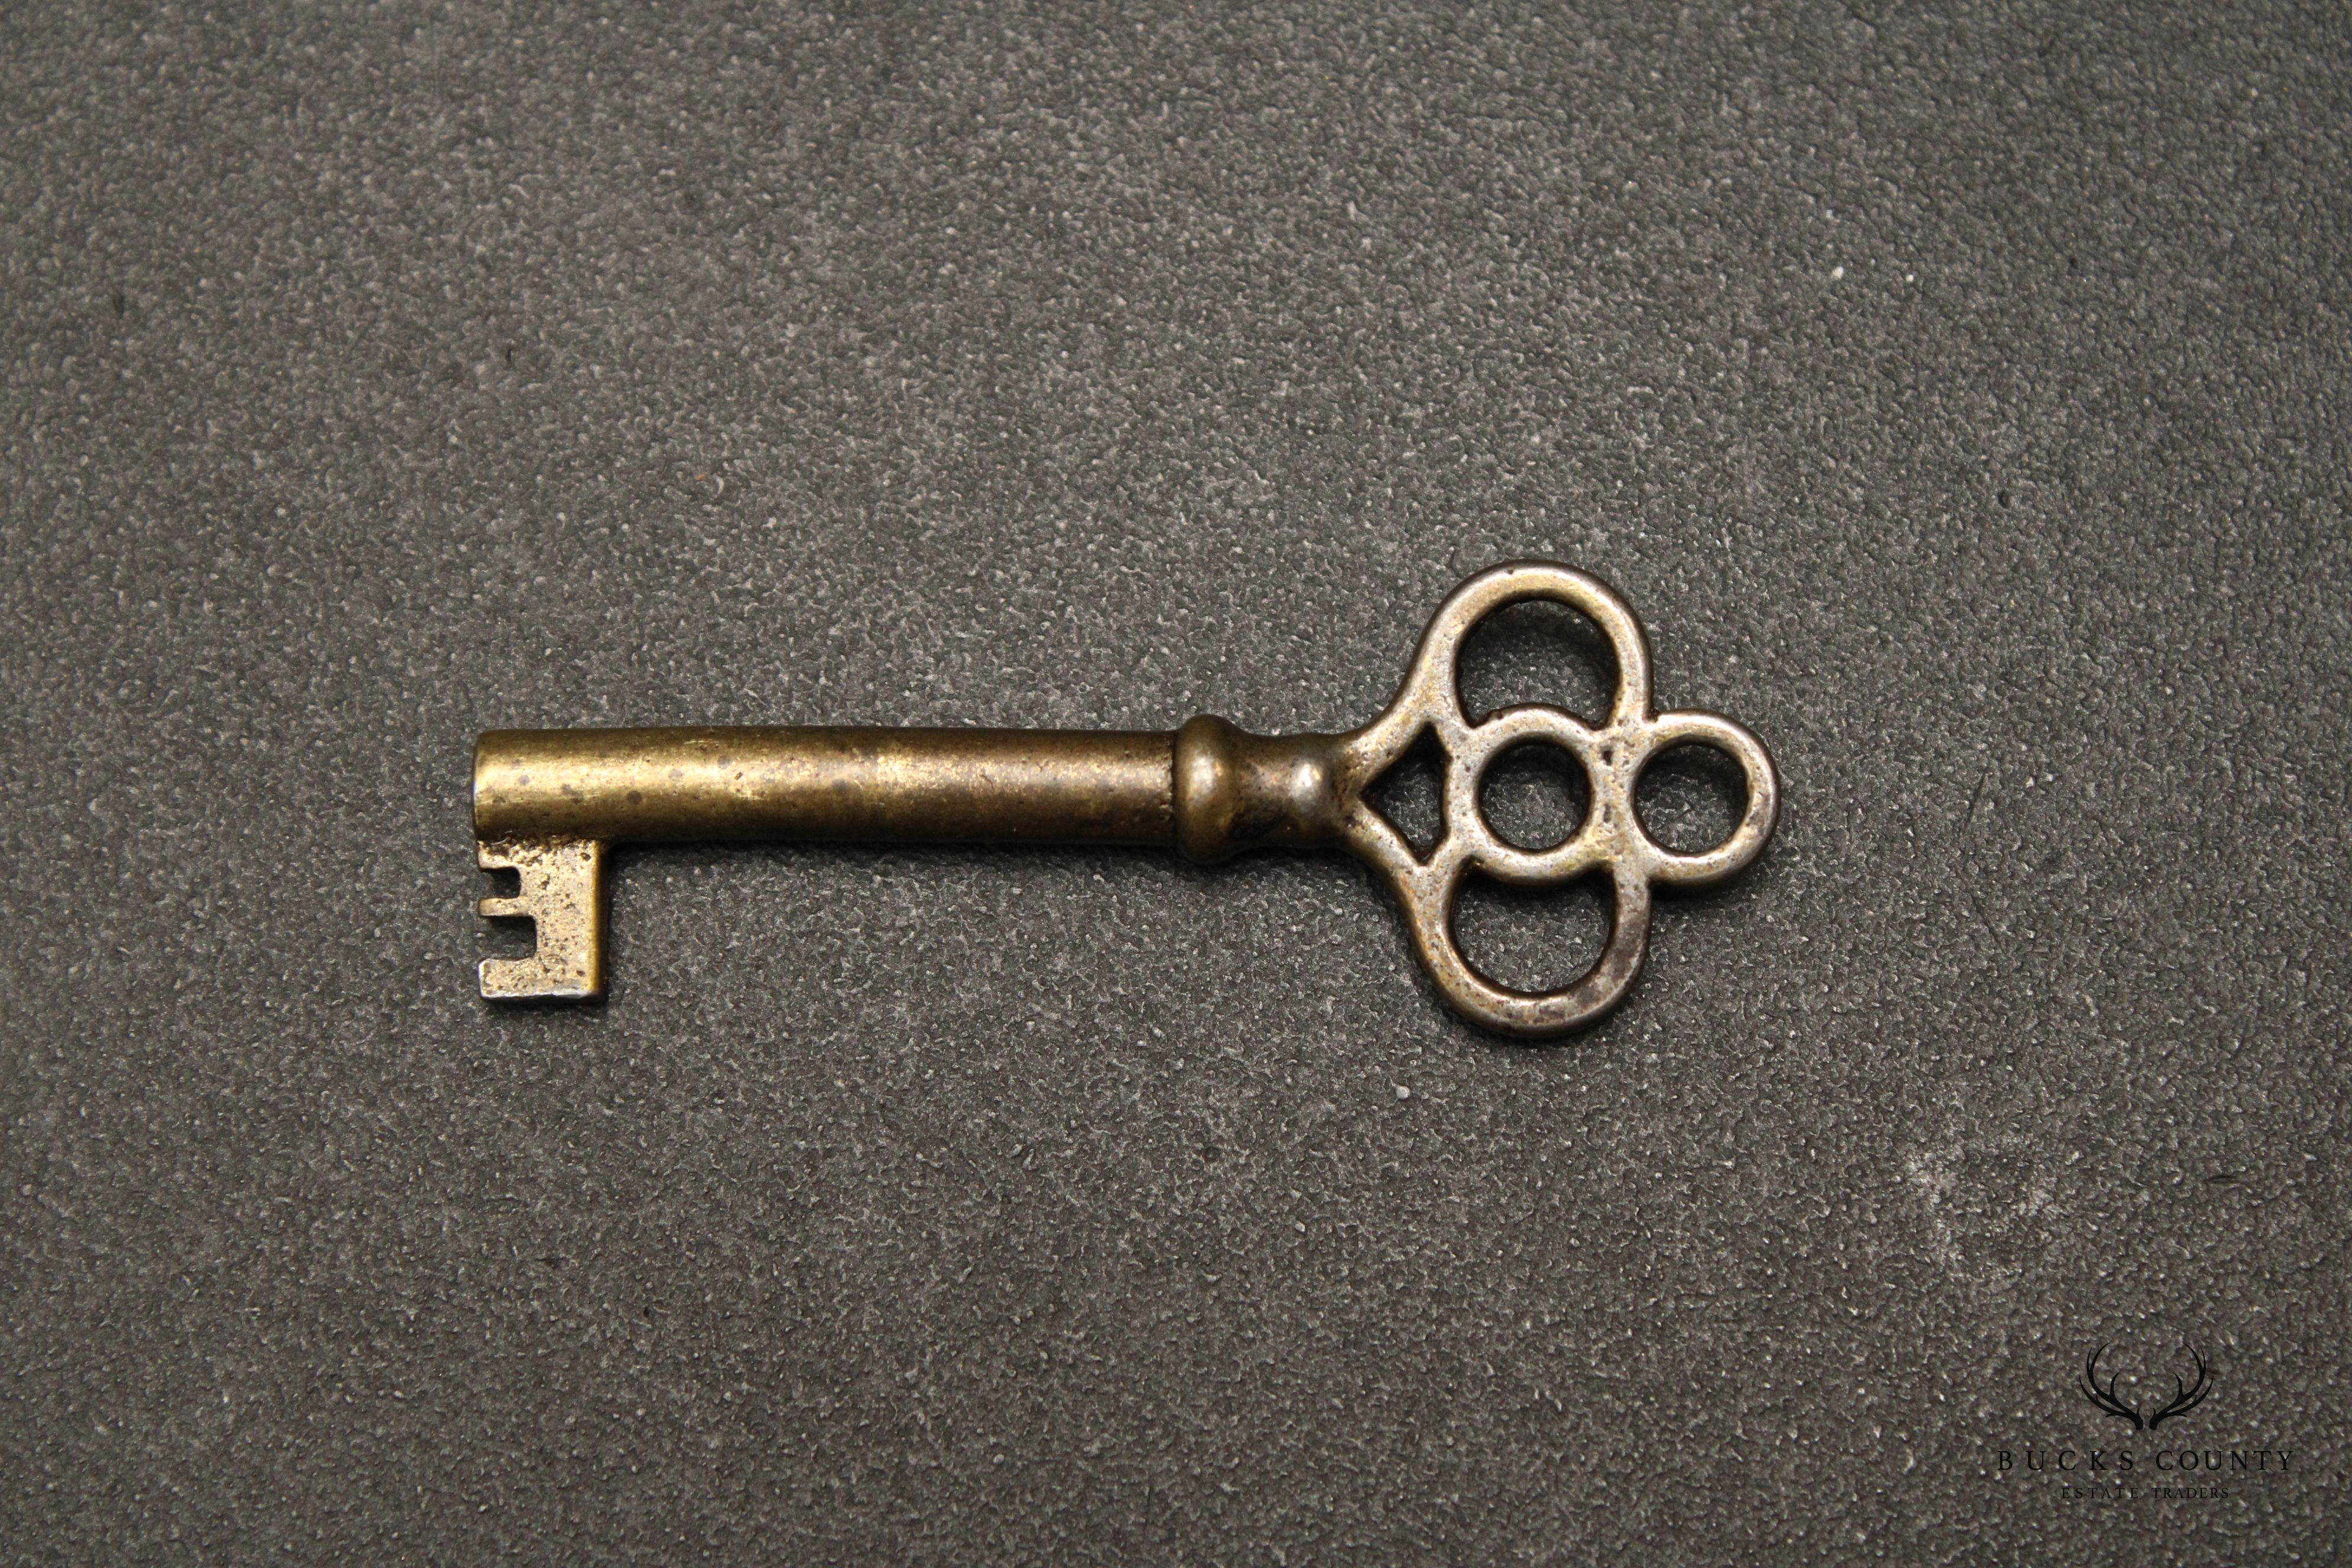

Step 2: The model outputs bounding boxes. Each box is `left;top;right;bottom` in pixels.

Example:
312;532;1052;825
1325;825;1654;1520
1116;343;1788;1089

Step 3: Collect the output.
1327;562;1779;1037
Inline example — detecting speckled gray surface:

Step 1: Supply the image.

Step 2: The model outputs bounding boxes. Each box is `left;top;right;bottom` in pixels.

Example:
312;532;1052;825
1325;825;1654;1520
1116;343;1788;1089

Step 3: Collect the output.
4;3;2348;1563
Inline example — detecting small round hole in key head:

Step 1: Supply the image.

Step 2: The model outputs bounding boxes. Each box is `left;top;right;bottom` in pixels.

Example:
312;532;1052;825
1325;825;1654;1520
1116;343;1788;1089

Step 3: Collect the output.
1634;740;1751;857
1475;739;1592;852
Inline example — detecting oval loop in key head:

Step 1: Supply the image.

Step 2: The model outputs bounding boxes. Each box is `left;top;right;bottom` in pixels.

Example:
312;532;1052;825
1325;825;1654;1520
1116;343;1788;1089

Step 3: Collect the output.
1335;562;1776;1039
1369;847;1654;1040
1353;561;1654;769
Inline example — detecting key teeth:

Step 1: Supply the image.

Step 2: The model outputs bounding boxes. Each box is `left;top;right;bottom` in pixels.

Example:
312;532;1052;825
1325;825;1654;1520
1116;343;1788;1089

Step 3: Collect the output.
475;837;607;1001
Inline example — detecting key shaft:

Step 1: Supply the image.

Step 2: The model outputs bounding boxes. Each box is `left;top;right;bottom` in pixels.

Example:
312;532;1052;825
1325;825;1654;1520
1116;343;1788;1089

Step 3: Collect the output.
476;726;1180;847
474;718;1345;1003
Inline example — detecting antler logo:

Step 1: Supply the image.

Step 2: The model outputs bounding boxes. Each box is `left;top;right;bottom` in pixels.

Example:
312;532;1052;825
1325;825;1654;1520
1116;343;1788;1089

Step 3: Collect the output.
2079;1343;2213;1430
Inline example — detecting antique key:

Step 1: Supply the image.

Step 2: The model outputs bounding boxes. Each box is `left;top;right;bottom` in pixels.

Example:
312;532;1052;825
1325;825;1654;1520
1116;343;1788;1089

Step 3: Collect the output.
474;562;1778;1037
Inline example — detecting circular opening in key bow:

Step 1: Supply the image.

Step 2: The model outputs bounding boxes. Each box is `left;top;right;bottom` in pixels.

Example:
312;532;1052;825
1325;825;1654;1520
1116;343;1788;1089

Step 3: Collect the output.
1634;740;1750;855
1475;740;1592;852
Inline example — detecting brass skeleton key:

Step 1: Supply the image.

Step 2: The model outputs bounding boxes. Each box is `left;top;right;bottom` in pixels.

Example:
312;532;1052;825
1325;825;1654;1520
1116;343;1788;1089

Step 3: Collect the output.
474;562;1778;1037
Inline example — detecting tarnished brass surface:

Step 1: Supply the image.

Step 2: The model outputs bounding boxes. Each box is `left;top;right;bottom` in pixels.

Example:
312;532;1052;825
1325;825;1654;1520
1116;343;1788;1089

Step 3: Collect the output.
474;562;1777;1037
476;837;603;1000
475;727;1172;845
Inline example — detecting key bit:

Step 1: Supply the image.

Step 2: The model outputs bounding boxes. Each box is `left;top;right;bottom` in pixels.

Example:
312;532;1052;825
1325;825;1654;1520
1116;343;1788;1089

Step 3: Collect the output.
472;562;1779;1037
476;837;605;1000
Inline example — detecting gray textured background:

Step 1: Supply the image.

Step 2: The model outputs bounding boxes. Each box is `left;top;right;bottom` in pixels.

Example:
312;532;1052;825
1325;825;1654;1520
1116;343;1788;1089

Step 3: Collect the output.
4;2;2347;1562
